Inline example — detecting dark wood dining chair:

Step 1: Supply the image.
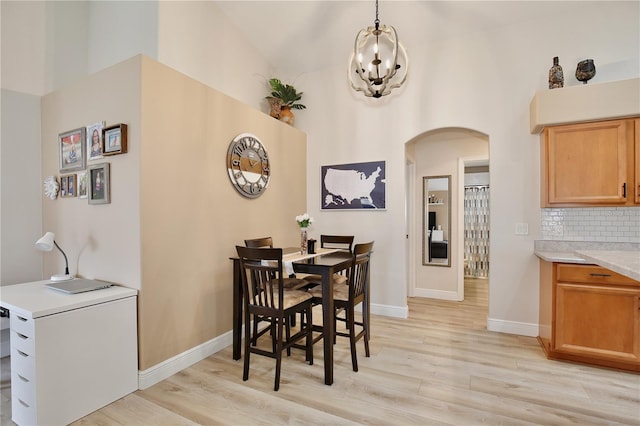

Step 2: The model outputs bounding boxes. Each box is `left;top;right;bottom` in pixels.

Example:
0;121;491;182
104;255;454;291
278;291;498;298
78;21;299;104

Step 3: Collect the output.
302;235;355;286
309;241;374;372
244;237;310;289
243;237;310;347
235;246;314;391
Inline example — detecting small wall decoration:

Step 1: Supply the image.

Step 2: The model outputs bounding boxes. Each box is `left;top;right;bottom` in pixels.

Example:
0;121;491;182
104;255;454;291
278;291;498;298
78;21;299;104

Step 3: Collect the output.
321;161;386;210
102;124;128;156
59;127;86;172
77;171;88;199
87;122;104;161
88;163;110;205
60;174;77;198
43;176;59;200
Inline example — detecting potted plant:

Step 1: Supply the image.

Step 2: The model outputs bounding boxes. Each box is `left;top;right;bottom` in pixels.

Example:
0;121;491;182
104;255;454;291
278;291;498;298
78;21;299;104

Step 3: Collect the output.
265;78;306;125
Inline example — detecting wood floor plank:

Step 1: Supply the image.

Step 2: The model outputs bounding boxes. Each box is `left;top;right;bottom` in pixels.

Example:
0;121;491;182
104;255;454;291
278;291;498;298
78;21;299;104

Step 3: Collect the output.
2;278;638;425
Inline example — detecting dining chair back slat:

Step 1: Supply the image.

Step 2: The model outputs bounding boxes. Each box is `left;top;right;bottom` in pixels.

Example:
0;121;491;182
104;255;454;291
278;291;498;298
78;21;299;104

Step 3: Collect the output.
320;235;354;252
244;237;274;248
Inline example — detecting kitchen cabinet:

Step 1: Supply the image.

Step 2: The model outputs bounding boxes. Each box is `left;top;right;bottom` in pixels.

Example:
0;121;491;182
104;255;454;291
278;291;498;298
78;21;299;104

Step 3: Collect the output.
541;117;638;207
538;261;640;372
0;281;138;425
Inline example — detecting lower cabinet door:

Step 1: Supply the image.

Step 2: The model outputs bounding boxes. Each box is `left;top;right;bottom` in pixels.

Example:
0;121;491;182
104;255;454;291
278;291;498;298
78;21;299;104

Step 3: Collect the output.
555;282;640;363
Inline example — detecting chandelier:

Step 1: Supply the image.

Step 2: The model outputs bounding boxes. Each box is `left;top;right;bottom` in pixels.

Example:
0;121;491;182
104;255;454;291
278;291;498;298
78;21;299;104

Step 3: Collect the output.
348;0;408;98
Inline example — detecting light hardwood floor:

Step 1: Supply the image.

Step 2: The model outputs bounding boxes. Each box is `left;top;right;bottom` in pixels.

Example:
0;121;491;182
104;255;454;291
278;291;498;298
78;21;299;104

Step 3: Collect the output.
2;279;639;425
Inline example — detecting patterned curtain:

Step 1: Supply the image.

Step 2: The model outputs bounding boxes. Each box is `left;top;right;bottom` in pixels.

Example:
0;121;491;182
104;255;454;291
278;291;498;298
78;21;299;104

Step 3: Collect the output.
464;186;490;278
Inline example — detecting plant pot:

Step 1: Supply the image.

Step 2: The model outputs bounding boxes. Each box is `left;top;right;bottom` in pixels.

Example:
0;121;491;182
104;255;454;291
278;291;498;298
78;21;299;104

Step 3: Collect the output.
279;106;295;126
267;98;282;118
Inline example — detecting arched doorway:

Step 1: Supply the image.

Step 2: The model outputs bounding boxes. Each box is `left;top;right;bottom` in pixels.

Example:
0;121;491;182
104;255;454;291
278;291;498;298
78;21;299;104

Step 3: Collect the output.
405;127;489;302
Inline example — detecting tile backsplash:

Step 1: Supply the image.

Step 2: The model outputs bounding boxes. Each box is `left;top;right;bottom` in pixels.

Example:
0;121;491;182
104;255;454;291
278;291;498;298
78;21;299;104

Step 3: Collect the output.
541;207;640;242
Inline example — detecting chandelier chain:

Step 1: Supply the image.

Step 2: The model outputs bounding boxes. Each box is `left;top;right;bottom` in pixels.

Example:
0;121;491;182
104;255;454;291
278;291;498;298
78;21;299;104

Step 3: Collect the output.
374;0;380;27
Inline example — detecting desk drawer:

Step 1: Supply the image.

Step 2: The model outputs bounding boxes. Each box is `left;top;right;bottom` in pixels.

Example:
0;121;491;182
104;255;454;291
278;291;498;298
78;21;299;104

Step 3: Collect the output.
11;345;35;381
11;370;35;406
11;327;34;356
556;264;639;286
12;395;36;426
10;313;34;337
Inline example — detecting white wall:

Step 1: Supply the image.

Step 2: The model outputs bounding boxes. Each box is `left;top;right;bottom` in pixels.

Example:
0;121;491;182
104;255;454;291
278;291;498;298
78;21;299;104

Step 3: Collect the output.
0;90;43;285
296;1;640;335
87;1;158;75
157;1;273;110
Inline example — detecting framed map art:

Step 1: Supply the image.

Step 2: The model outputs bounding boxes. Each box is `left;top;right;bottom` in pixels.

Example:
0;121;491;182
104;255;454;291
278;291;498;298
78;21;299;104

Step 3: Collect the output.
321;161;386;210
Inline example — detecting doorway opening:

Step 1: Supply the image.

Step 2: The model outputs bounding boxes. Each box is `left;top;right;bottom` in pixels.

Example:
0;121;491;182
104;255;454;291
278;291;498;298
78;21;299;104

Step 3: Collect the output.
463;163;490;279
406;129;489;305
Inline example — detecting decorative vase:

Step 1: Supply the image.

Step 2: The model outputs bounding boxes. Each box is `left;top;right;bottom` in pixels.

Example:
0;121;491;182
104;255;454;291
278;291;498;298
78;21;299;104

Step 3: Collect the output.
279;106;295;126
300;227;308;255
576;59;596;84
548;56;564;89
268;98;282;119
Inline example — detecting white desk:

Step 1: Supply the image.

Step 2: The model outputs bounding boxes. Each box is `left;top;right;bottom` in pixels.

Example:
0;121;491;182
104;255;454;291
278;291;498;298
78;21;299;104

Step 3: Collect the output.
0;280;138;425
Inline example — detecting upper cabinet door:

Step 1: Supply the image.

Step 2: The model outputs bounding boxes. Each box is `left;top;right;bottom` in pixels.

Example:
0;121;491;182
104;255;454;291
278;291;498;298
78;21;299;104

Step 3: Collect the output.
543;119;633;206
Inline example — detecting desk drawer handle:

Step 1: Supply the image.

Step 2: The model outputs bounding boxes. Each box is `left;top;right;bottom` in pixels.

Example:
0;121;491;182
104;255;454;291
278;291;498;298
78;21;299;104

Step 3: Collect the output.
17;315;27;322
18;398;30;408
16;332;28;340
589;273;611;277
16;350;29;358
17;374;29;383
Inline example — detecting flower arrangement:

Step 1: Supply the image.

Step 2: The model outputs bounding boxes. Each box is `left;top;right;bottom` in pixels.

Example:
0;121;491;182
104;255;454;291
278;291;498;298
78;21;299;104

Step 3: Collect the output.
295;213;314;228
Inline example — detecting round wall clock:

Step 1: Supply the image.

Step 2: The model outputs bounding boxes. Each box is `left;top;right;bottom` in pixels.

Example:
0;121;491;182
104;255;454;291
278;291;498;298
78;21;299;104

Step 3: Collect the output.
226;133;271;198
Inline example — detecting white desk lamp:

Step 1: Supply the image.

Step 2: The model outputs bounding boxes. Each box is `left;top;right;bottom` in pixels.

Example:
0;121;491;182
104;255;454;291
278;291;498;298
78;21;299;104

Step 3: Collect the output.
35;232;73;281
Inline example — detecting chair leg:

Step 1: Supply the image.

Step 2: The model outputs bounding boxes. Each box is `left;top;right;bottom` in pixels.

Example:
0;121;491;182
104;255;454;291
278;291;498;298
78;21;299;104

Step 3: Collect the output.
306;305;314;365
363;304;370;358
243;314;251;381
252;319;258;346
285;317;292;356
274;316;284;391
347;307;358;372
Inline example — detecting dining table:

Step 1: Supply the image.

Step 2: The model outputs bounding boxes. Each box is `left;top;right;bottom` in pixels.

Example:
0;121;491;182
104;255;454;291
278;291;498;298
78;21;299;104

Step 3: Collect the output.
231;247;354;385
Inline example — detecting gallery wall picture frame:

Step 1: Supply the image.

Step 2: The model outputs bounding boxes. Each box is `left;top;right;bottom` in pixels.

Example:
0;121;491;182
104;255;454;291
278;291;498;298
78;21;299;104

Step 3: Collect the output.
60;174;77;198
102;123;128;156
77;171;88;199
87;121;105;161
88;163;110;205
59;127;86;172
321;160;386;210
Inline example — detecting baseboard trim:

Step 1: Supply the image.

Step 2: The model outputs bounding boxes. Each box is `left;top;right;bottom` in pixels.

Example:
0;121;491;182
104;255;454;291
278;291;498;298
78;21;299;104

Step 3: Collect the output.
412;288;460;301
370;302;408;319
138;330;232;389
487;317;539;337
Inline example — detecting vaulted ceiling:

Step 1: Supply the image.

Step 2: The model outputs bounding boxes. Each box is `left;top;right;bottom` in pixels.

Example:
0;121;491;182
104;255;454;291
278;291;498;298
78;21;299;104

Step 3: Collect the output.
214;1;579;75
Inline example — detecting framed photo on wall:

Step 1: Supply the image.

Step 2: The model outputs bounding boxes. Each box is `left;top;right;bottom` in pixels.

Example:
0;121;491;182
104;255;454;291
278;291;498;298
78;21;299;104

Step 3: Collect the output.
321;161;386;210
88;163;110;205
77;171;88;199
59;127;86;172
102;123;128;156
60;174;77;198
87;122;104;161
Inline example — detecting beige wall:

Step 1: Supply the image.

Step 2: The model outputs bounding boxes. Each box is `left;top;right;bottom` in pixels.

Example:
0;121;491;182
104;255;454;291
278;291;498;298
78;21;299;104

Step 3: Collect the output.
41;55;307;370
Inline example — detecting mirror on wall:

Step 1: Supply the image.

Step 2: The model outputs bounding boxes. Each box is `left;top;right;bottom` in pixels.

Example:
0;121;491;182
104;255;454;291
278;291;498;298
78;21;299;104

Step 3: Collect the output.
423;175;451;267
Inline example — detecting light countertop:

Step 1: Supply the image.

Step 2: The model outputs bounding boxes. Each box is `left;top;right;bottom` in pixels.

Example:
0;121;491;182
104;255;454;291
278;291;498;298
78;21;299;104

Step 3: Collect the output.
575;250;640;282
534;240;639;282
0;279;137;319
